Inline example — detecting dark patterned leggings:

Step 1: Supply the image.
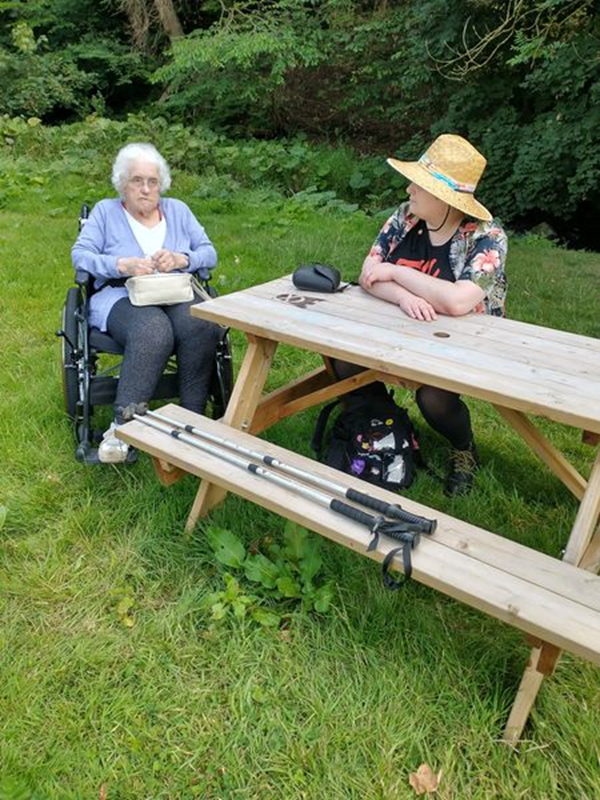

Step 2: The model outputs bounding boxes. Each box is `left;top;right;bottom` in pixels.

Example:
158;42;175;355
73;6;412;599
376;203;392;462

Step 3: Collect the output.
107;297;221;421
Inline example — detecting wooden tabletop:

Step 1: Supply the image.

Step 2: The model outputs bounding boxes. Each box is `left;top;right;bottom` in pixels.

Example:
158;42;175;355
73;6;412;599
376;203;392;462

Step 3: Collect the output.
192;276;600;434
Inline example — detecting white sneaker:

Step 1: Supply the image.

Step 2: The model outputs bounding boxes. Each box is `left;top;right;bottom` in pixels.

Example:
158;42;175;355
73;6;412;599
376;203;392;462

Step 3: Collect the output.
98;422;130;464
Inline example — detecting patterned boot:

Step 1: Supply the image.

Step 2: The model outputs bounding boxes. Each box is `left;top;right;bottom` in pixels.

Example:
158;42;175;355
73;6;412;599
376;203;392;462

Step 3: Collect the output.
445;442;479;496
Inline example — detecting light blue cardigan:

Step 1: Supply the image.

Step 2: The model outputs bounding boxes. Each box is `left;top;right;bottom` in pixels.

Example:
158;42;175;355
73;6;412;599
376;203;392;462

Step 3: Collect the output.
71;197;217;331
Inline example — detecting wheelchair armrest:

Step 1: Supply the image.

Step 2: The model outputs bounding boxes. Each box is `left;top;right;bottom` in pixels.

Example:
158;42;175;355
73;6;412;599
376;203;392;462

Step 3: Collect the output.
75;269;94;288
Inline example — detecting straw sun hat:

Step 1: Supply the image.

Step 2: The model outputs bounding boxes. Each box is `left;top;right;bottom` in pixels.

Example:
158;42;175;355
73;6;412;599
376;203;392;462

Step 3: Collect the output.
387;134;492;222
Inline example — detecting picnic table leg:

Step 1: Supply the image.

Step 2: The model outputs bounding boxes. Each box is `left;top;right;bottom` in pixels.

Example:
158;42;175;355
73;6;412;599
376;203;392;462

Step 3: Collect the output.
184;334;278;533
502;449;600;745
493;405;587;501
251;366;385;433
251;358;422;434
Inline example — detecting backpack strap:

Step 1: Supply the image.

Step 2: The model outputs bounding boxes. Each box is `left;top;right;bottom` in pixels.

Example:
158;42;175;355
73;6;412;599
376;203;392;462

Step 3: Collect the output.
311;399;342;458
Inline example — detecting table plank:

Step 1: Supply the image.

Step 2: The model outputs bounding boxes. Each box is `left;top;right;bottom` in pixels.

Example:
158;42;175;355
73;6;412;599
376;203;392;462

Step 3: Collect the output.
192;284;600;433
208;277;600;377
246;276;600;356
273;295;599;401
325;284;598;375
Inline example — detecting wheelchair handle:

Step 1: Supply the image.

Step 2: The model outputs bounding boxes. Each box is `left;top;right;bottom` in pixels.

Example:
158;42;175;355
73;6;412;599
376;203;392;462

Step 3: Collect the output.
79;203;90;231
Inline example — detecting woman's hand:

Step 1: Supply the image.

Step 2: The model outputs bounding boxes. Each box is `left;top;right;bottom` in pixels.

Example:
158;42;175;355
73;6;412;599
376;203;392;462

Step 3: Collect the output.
398;294;437;322
361;261;395;288
152;250;189;273
117;256;154;276
359;268;437;321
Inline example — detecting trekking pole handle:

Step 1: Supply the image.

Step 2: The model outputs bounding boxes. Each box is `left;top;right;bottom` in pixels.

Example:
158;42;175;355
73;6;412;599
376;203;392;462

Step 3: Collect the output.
390;510;436;535
329;499;381;530
384;504;436;534
346;488;398;515
345;489;437;534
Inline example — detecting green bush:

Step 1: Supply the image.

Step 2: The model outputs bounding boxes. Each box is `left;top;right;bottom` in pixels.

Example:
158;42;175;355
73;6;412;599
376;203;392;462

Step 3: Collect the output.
152;0;599;245
0;1;153;121
437;21;600;234
0;114;402;214
1;1;597;243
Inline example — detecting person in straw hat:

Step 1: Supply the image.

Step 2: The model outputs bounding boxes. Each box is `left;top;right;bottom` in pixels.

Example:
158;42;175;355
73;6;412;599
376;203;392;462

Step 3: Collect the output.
359;133;508;495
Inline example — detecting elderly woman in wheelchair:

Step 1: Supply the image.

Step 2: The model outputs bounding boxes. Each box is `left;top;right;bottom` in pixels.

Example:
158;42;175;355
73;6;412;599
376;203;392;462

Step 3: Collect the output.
70;142;223;463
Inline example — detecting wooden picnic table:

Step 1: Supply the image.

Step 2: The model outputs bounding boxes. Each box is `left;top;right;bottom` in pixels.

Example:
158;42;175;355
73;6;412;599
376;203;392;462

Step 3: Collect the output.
120;275;600;744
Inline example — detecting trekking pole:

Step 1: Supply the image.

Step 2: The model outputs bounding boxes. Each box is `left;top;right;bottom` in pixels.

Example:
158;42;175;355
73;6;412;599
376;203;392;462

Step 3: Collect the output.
144;408;437;535
133;412;422;581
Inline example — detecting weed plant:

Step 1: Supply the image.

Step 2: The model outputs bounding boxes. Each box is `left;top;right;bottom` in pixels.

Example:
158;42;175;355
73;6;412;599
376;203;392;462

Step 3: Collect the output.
0;161;599;799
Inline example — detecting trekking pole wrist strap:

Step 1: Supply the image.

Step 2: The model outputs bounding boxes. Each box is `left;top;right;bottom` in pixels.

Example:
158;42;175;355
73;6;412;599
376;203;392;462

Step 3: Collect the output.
382;545;413;590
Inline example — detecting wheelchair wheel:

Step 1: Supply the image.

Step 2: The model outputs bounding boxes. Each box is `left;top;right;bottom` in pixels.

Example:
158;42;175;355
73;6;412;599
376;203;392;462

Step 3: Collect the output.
62;287;82;420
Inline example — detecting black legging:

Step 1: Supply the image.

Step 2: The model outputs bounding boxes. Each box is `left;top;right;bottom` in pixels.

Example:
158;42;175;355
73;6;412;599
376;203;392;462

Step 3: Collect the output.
331;358;473;450
107;297;221;421
415;385;473;450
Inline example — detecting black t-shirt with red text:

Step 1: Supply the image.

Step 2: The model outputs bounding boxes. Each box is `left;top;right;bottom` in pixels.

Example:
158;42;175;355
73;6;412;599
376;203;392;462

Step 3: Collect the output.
387;221;455;283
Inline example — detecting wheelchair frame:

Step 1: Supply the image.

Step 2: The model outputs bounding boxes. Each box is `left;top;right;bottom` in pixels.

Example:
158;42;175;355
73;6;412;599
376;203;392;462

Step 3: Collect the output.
57;204;234;464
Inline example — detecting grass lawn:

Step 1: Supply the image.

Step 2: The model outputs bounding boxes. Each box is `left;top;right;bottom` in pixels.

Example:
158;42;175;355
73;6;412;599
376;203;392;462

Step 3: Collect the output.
0;168;599;799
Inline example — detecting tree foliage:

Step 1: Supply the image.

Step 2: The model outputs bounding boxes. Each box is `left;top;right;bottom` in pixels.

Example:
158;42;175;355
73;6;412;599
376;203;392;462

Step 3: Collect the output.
434;0;600;236
153;0;446;144
0;0;153;119
0;0;598;243
149;0;599;241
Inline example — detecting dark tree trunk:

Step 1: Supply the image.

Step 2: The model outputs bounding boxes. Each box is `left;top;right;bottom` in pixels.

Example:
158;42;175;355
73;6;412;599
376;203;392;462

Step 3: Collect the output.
153;0;183;40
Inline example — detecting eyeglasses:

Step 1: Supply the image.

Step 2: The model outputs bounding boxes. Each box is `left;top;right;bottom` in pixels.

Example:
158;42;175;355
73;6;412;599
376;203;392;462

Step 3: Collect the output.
128;176;160;189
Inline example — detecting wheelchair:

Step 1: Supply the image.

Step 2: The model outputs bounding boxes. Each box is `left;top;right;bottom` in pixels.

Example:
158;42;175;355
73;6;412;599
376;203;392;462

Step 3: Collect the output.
57;204;234;464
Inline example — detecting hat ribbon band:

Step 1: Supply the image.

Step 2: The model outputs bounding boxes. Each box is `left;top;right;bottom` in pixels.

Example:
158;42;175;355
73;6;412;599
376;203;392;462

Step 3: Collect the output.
418;155;476;195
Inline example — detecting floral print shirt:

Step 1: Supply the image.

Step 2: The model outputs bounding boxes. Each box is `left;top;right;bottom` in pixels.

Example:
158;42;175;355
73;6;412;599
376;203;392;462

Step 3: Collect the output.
370;202;508;316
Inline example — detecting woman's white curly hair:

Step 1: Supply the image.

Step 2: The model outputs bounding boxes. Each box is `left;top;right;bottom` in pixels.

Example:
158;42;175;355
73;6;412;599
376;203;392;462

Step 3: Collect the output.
111;142;171;197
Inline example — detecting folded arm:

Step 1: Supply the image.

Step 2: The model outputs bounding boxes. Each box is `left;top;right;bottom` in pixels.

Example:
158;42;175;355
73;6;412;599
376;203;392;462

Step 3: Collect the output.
360;255;485;319
361;270;439;322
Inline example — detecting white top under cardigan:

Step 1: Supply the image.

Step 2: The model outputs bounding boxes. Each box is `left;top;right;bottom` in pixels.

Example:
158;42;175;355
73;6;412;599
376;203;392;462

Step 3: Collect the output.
71;197;217;331
123;207;167;257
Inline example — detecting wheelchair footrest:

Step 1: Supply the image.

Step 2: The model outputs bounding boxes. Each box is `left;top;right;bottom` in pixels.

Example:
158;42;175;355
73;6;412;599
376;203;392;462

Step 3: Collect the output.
75;442;138;466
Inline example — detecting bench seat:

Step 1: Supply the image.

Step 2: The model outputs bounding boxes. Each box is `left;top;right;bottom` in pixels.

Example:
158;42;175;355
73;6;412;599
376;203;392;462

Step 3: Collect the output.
118;404;600;668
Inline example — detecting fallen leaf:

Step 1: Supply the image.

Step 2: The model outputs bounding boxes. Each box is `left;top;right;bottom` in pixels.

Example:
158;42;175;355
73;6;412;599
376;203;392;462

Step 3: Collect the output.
408;763;442;795
116;596;134;616
99;784;108;800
